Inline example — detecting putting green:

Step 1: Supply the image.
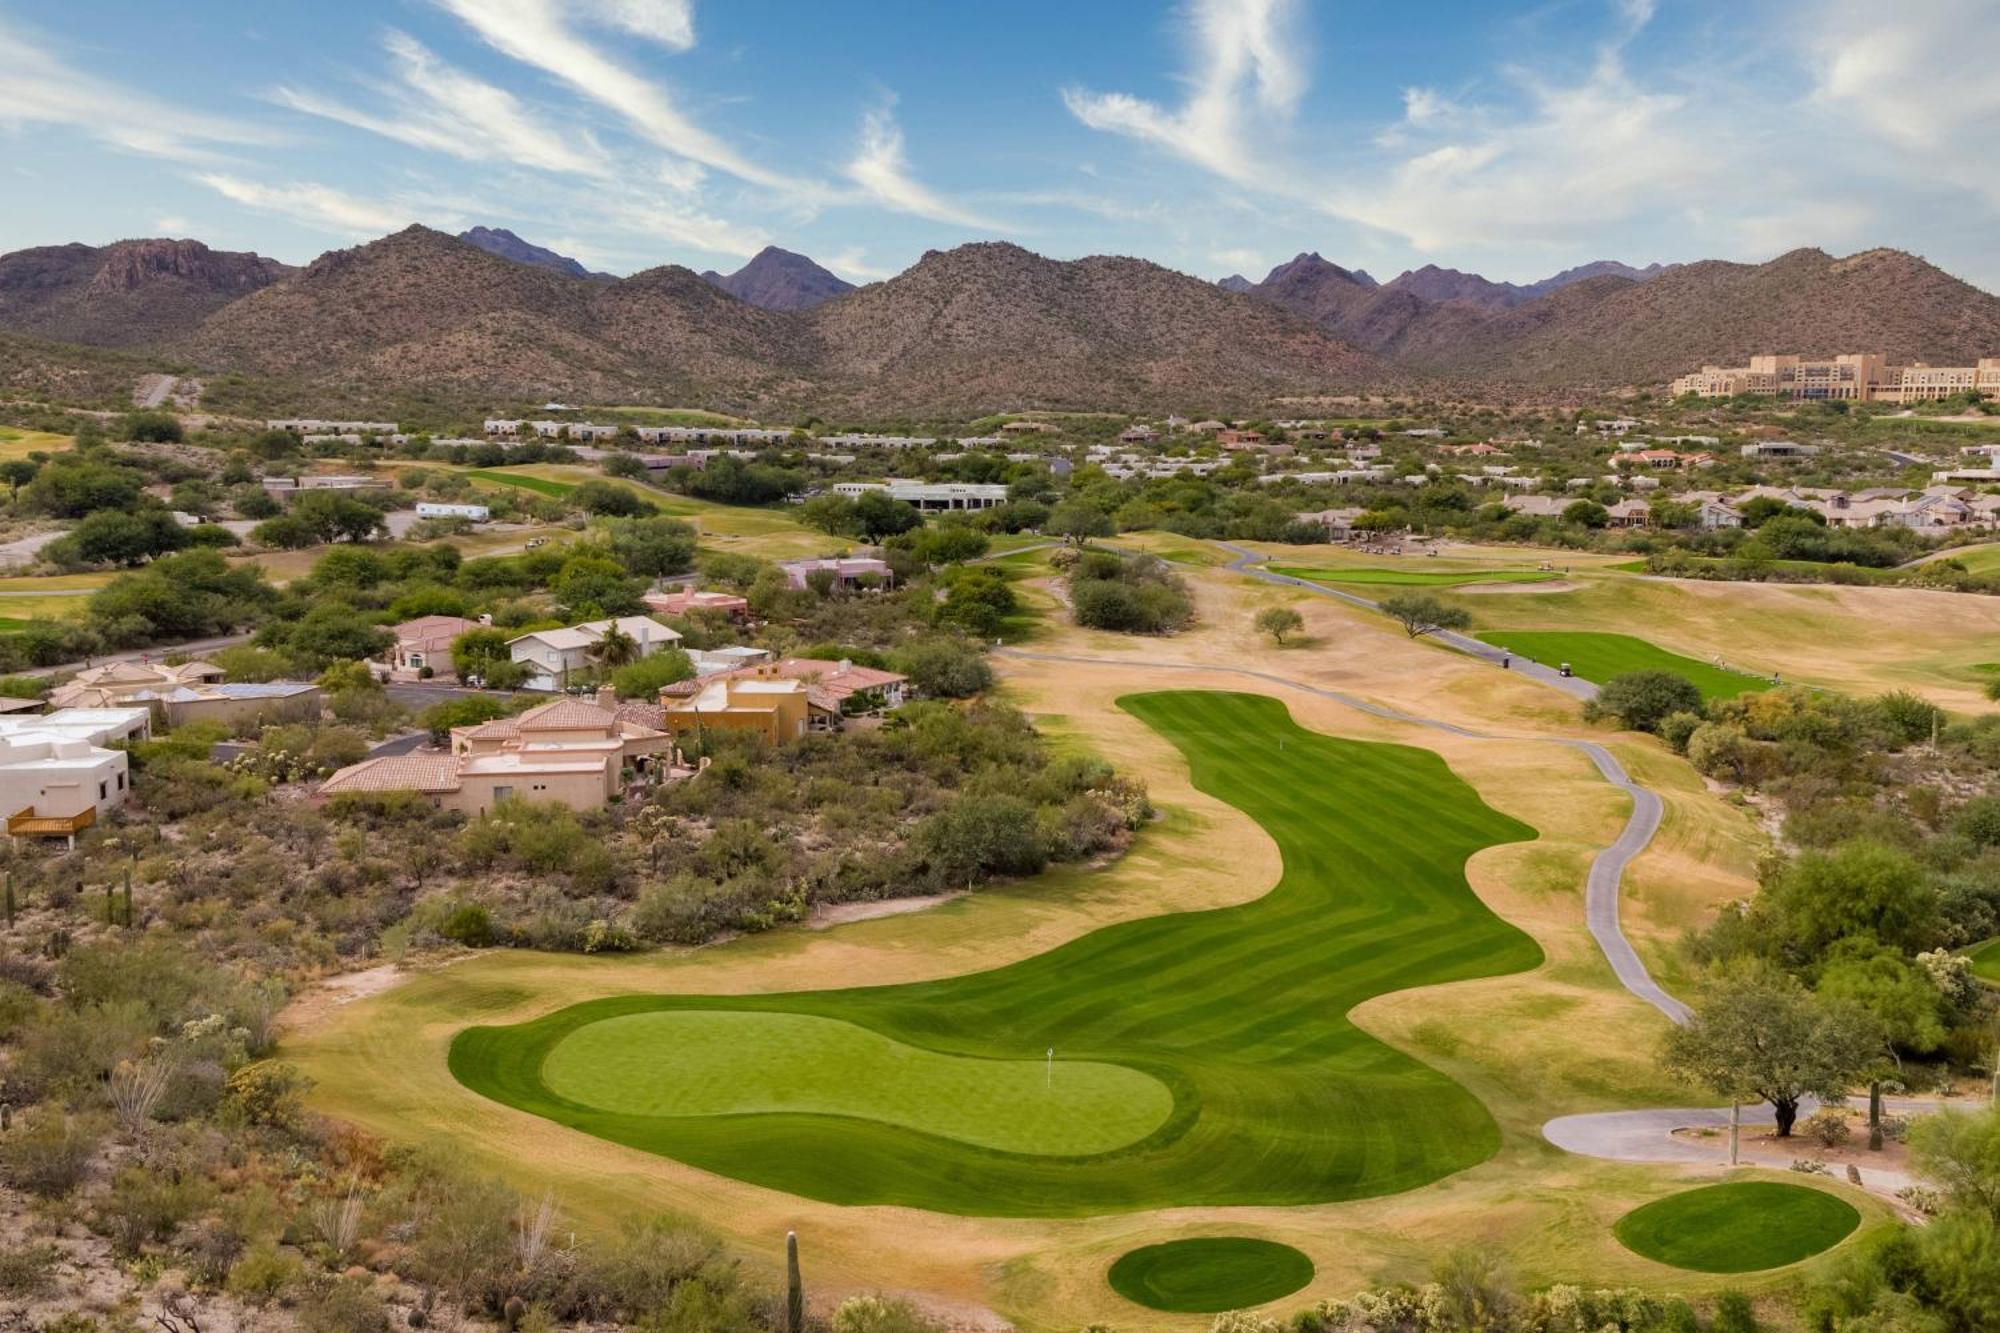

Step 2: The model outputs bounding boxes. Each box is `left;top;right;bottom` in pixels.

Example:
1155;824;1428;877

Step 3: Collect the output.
1268;564;1559;587
540;1011;1174;1155
1613;1180;1859;1272
1471;631;1769;700
452;690;1542;1215
1107;1237;1314;1313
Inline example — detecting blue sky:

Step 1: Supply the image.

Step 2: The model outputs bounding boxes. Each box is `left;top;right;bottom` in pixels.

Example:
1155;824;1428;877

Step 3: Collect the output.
4;0;1998;291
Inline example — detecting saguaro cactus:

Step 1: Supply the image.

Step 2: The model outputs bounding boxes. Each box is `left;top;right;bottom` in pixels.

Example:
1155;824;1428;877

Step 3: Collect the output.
785;1231;803;1333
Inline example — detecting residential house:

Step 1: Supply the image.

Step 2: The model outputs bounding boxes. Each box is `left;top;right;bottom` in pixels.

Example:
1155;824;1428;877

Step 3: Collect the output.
828;481;1010;511
0;707;151;747
1605;498;1652;528
1739;441;1820;460
50;663;322;730
0;724;133;844
642;588;751;619
415;502;491;521
507;616;683;692
1295;508;1367;541
390;616;481;677
662;657;908;731
777;556;893;591
319;693;682;815
658;674;812;746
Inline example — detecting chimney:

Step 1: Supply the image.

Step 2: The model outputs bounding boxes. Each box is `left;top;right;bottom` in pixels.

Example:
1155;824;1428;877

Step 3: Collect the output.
594;685;617;709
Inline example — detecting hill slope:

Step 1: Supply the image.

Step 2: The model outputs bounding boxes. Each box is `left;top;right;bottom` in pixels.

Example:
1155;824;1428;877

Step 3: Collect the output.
0;239;292;347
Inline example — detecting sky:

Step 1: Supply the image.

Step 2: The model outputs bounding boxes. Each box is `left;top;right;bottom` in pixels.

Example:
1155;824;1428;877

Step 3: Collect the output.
3;0;1998;292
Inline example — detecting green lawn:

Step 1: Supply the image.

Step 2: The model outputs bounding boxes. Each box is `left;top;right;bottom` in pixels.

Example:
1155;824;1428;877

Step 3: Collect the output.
1470;631;1771;700
1969;937;2000;985
451;690;1542;1216
463;468;573;497
1268;565;1561;588
1613;1180;1860;1272
539;1011;1173;1155
1107;1238;1315;1313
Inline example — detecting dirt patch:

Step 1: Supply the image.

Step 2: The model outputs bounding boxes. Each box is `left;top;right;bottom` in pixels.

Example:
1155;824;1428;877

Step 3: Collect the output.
810;892;964;930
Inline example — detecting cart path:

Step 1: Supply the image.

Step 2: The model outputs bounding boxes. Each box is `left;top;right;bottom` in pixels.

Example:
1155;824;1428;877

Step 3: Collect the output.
994;648;1687;1022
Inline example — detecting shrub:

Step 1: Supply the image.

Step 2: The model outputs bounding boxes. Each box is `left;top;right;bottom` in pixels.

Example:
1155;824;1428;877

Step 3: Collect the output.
297;1276;392;1333
1657;710;1704;754
439;903;495;947
96;1164;212;1256
893;638;993;698
1800;1109;1853;1150
227;1243;304;1306
1586;671;1705;734
0;1109;100;1197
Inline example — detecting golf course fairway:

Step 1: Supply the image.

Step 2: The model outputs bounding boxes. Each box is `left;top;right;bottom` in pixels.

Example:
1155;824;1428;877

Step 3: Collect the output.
1470;631;1770;700
1107;1237;1315;1312
1613;1180;1860;1272
451;690;1544;1216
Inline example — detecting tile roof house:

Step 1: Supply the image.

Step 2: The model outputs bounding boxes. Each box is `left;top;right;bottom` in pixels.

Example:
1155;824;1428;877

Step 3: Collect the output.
320;692;683;815
506;616;683;692
390;615;482;677
776;557;893;591
661;657;908;730
659;676;812;746
51;662;319;729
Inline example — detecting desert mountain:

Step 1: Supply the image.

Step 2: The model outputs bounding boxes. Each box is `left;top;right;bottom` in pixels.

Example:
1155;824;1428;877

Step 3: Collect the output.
186;226;808;408
0;239;291;347
803;242;1389;414
1215;274;1255;293
701;247;856;311
457;227;612;282
1387;248;2000;384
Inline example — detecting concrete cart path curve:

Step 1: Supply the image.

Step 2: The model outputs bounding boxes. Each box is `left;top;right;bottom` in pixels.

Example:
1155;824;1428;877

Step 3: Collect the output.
994;647;1687;1023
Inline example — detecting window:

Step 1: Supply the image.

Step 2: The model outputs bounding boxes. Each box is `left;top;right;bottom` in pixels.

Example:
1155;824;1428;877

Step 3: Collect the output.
99;781;107;800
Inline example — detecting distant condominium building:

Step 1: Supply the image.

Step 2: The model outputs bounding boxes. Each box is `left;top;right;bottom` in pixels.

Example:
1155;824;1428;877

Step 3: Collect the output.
1671;354;2000;403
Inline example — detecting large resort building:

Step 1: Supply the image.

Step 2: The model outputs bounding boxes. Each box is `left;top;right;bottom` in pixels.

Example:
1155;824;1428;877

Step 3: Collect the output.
1672;354;2000;403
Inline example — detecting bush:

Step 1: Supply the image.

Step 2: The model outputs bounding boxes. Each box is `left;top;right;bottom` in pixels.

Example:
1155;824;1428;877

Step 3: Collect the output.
1800;1109;1852;1150
0;1109;100;1197
893;638;992;698
1586;671;1705;734
227;1243;304;1306
1657;710;1704;754
609;649;695;698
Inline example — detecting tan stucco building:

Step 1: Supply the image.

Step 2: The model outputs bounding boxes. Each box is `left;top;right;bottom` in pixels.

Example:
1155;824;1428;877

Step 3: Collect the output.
1673;354;2000;402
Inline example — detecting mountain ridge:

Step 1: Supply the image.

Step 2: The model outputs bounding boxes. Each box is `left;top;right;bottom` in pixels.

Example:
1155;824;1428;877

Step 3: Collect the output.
457;227;612;282
701;247;857;311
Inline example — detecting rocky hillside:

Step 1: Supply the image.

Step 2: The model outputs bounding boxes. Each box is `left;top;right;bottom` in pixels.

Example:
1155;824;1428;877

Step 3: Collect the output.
186;227;808;409
1388;247;2000;384
0;239;291;347
701;246;855;311
802;242;1390;414
458;226;612;282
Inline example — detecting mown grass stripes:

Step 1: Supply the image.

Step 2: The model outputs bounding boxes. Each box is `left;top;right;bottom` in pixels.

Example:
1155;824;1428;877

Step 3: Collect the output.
450;690;1542;1216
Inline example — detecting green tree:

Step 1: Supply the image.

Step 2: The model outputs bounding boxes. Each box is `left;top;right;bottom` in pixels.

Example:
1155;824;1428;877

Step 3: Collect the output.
1660;967;1883;1137
852;491;922;542
1378;593;1471;639
1046;501;1113;546
553;555;644;619
1764;841;1939;962
796;494;861;537
609;649;694;698
893;638;993;698
585;624;641;672
1255;606;1305;645
1586;671;1705;734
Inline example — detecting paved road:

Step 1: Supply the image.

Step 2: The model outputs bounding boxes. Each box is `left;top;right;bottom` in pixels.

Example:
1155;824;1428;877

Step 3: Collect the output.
18;632;255;679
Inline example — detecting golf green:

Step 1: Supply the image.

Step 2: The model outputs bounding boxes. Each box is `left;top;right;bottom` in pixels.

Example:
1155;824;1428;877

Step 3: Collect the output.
1470;631;1770;700
1269;564;1560;587
451;690;1543;1216
1613;1181;1860;1272
539;1011;1174;1155
1969;936;2000;985
1108;1238;1314;1313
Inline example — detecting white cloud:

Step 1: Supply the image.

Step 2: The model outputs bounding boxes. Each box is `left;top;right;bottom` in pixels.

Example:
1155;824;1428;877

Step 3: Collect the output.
154;216;193;235
194;174;426;238
271;30;611;178
844;99;1005;230
433;0;797;190
0;18;278;162
578;0;695;50
1062;0;1305;186
821;247;894;282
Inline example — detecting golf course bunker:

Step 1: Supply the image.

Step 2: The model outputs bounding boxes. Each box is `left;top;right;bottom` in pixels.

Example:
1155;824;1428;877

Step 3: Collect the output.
1108;1237;1315;1313
452;690;1543;1216
1613;1180;1860;1272
540;1010;1174;1155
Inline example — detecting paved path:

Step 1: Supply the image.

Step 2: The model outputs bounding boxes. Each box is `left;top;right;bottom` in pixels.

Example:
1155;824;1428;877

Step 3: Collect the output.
18;631;254;679
1546;1097;1943;1203
995;645;1685;1024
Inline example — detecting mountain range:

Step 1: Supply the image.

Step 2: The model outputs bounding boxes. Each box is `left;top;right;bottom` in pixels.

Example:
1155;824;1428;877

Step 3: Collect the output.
0;226;1996;415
